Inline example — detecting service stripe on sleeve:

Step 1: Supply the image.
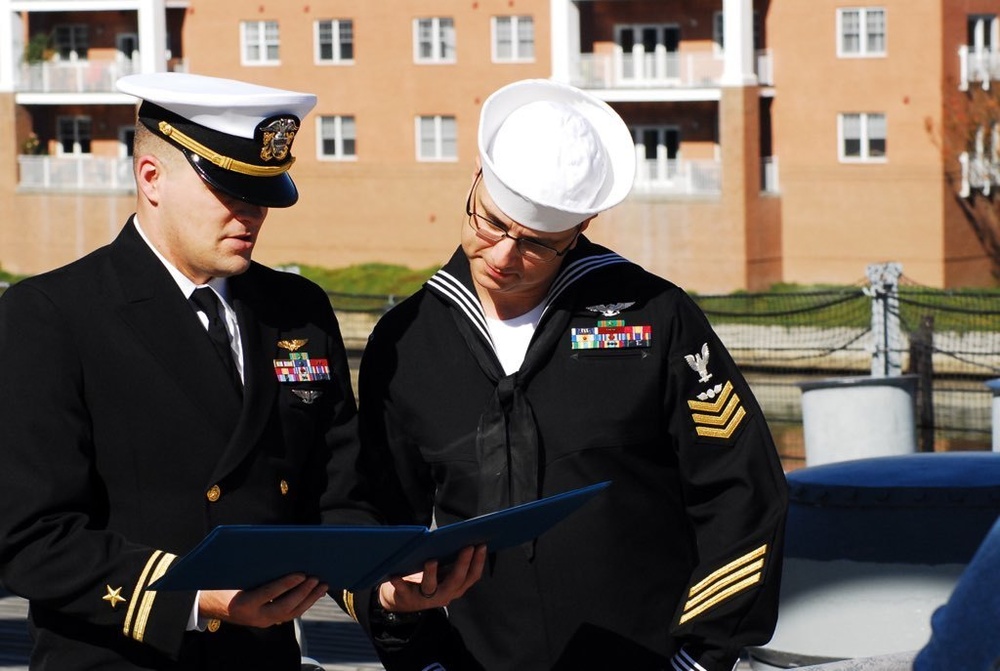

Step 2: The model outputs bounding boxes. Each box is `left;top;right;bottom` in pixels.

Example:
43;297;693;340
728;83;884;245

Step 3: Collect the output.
679;545;767;625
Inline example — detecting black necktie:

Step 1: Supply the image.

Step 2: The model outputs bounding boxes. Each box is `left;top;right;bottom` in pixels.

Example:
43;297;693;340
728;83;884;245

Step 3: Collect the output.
190;287;242;394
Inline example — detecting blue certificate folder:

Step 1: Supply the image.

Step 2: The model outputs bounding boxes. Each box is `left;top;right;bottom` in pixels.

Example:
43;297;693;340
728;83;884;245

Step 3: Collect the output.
151;481;610;592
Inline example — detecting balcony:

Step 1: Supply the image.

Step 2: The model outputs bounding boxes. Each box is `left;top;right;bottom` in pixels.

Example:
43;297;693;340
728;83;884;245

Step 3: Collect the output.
570;48;773;91
633;158;721;196
958;151;1000;197
16;58;187;94
958;46;1000;91
18;155;135;193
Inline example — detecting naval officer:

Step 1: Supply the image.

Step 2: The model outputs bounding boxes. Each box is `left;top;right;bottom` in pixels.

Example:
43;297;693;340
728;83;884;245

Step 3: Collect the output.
0;72;482;670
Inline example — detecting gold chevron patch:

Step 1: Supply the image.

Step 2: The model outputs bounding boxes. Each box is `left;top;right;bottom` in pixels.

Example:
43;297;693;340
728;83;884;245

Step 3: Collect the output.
123;550;177;642
679;545;767;625
687;380;747;439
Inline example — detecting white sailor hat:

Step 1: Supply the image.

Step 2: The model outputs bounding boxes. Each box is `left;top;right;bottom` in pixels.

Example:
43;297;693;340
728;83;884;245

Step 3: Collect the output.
116;72;317;208
478;79;635;233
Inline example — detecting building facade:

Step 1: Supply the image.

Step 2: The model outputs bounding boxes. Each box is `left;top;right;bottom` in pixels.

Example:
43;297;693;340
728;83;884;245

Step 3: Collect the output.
0;0;997;292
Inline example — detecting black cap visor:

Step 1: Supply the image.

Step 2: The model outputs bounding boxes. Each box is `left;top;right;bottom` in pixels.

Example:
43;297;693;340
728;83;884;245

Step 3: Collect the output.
186;152;299;208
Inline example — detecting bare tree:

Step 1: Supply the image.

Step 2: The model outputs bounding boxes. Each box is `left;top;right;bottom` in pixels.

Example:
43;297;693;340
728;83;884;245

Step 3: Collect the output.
928;84;1000;279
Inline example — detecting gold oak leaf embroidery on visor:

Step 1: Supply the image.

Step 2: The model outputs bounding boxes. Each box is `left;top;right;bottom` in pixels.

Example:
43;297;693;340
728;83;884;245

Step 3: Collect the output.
686;380;747;440
679;545;768;625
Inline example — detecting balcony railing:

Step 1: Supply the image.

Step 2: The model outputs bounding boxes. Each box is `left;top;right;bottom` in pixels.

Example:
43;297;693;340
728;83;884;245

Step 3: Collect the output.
958;46;1000;91
633;158;721;195
571;48;773;90
18;155;135;193
958;151;1000;197
16;58;187;93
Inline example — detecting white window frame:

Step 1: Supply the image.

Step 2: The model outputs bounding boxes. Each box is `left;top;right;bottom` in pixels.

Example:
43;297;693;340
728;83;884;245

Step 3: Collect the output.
415;115;457;162
492;15;535;63
56;115;92;155
837;7;886;58
838;112;887;162
241;20;280;66
314;18;354;65
413;17;456;64
316;115;357;161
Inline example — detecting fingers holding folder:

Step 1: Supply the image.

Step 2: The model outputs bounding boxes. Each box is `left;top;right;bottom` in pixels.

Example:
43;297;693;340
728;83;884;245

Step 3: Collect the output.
379;544;488;613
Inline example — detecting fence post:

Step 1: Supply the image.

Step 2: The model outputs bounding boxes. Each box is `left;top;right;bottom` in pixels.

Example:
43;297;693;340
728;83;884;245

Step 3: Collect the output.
865;262;903;377
908;315;935;452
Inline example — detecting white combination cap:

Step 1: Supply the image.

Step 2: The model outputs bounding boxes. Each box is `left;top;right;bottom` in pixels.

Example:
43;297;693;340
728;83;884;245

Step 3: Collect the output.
116;72;317;208
478;79;635;233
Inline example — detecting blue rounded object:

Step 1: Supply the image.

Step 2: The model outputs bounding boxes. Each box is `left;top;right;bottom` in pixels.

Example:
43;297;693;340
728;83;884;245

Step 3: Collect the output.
785;453;1000;564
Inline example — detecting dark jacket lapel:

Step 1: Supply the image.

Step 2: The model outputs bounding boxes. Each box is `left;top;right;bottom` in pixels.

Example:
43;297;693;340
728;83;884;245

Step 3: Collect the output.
111;218;242;442
209;268;279;482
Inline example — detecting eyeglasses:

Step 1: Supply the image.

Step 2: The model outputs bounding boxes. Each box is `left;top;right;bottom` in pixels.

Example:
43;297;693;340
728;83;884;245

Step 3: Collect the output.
465;172;581;263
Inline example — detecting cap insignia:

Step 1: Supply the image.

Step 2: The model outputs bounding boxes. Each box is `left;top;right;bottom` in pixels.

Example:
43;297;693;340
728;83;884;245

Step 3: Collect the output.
259;117;299;162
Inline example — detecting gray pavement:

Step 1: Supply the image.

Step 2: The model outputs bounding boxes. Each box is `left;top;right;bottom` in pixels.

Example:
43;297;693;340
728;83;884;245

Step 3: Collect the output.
0;590;384;671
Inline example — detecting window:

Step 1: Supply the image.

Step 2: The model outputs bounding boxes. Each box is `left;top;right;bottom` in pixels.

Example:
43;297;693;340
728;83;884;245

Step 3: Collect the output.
52;24;88;60
837;8;886;57
712;11;762;52
414;18;455;63
317;115;356;160
493;16;534;62
316;19;354;63
242;20;280;65
416;115;457;161
839;113;886;161
57;116;91;155
636;126;680;182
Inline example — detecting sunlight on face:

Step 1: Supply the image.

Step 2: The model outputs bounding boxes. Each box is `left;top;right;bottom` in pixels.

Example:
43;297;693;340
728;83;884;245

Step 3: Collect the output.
156;160;269;284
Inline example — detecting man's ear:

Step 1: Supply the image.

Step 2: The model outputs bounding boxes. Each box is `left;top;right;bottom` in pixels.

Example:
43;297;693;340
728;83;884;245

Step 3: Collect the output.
135;155;164;205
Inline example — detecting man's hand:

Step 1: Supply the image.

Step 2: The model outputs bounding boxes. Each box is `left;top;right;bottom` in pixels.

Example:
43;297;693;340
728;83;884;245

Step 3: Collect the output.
200;574;328;628
378;544;487;613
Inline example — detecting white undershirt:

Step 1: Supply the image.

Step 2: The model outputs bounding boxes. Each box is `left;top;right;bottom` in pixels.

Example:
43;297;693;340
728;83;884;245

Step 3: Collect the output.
486;303;545;375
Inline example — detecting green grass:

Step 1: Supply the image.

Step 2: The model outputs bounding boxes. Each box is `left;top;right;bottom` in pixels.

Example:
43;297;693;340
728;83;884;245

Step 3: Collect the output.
289;262;439;312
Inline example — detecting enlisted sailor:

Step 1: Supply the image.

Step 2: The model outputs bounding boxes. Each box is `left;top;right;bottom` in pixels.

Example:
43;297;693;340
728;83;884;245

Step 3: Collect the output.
356;78;789;671
0;72;482;671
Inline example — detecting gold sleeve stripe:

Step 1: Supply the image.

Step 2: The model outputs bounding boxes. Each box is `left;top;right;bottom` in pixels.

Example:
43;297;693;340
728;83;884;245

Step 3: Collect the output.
132;553;176;643
687;381;733;412
157;121;295;177
683;559;764;610
342;589;358;622
694;406;746;439
691;393;741;426
679;574;762;625
124;550;163;638
689;544;767;597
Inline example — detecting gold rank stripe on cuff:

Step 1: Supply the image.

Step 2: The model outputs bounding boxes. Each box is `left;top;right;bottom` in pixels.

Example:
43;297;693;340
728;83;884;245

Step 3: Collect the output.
342;590;358;622
686;380;747;439
123;550;177;643
678;544;767;625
